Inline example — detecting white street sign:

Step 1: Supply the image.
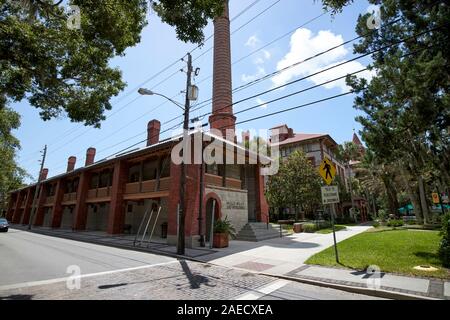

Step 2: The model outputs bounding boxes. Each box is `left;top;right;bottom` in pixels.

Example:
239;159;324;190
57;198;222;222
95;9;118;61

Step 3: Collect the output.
321;186;340;205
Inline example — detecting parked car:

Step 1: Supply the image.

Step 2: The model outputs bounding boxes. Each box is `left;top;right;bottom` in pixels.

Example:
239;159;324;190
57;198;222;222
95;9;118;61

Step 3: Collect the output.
0;218;9;232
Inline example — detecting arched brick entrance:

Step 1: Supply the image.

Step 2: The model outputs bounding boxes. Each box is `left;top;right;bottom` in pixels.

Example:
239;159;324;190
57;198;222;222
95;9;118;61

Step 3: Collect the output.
204;192;222;242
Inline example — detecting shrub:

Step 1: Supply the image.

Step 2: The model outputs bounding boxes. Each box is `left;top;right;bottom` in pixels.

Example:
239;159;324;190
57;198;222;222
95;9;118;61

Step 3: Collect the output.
214;216;236;239
302;223;317;233
387;219;404;228
373;221;380;228
377;209;388;222
438;213;450;268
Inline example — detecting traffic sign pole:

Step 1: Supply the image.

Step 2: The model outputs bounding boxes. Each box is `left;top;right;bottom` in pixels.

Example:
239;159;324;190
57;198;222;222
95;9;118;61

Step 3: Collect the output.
319;157;340;265
330;204;339;264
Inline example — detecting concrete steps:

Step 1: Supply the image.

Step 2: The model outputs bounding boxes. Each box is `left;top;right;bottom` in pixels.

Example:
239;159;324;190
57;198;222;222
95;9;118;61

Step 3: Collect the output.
236;222;289;242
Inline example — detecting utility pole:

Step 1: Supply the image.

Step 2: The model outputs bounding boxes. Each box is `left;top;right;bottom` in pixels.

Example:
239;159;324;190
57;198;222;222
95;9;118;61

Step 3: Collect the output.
28;145;47;230
177;53;193;255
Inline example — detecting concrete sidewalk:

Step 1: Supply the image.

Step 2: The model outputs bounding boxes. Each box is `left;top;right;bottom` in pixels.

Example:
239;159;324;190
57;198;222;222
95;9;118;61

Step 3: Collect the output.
197;225;372;275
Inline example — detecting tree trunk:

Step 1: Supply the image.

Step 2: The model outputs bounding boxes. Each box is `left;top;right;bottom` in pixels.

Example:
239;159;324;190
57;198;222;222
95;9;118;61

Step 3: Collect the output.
418;175;430;224
381;174;399;216
372;195;377;218
398;164;424;223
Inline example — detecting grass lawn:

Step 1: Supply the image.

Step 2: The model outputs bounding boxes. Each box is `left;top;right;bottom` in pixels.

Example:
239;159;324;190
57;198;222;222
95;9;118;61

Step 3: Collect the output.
306;228;450;279
316;225;347;234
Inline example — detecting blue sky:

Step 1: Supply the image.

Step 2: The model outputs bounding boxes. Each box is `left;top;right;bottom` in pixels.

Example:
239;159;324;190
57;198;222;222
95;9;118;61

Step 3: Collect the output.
14;0;375;183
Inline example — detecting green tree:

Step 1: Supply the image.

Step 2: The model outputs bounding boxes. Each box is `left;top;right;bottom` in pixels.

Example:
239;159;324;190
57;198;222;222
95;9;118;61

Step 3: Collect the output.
0;106;28;213
322;0;449;222
266;151;322;220
0;0;224;126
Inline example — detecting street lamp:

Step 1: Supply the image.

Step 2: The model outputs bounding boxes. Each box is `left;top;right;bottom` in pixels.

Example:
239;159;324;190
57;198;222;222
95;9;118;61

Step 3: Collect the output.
138;88;185;110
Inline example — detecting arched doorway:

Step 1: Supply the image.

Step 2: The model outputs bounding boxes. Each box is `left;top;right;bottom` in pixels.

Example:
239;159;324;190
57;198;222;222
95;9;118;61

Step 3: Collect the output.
205;195;221;243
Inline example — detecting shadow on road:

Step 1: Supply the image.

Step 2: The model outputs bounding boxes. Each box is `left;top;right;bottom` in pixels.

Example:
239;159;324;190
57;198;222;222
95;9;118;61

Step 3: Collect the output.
179;260;215;289
0;294;34;300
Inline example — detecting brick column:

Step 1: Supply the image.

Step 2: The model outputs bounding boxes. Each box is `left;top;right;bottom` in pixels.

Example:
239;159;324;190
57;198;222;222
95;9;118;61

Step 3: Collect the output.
107;160;128;234
21;188;34;225
185;163;202;238
34;185;47;226
51;178;65;228
74;172;90;231
255;166;269;223
11;191;24;224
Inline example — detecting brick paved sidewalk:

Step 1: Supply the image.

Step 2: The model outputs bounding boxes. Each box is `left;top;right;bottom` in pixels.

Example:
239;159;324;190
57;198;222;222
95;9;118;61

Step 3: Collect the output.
284;265;450;300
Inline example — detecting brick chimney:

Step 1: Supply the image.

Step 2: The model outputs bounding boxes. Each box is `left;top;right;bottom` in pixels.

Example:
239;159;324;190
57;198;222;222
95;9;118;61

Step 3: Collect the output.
67;156;76;172
209;0;236;138
147;119;161;146
40;168;48;181
85;148;96;166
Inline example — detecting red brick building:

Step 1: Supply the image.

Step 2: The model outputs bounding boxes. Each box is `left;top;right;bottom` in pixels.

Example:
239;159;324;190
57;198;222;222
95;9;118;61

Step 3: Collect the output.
6;127;269;247
5;0;270;247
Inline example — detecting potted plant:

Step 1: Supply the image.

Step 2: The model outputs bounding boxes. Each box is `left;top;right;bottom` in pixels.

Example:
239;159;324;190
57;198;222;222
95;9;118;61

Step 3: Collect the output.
213;216;236;248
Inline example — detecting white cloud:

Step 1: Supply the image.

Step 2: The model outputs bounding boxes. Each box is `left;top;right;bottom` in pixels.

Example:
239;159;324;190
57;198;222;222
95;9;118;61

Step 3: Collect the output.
241;66;266;83
254;57;265;65
245;35;260;48
263;50;271;60
256;98;268;109
367;4;380;14
272;28;374;92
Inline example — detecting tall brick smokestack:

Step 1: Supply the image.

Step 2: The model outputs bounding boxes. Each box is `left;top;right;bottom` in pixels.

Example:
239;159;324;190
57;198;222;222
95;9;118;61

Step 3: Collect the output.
67;156;76;172
85;148;96;166
209;0;236;138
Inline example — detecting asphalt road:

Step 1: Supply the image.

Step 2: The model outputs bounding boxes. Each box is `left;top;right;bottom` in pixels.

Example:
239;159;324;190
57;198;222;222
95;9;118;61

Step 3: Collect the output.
0;229;383;300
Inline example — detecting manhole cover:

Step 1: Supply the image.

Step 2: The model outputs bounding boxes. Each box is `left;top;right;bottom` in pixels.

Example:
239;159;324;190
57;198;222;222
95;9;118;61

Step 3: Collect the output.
413;265;438;271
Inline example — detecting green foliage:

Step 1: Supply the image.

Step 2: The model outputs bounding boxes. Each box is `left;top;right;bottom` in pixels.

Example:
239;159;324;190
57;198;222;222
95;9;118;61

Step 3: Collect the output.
377;209;387;221
373;221;380;228
0;107;28;211
301;221;333;233
405;219;417;225
387;219;404;228
321;0;450;222
438;213;450;268
152;0;224;44
0;0;224;126
213;216;236;238
302;223;317;233
265;151;322;218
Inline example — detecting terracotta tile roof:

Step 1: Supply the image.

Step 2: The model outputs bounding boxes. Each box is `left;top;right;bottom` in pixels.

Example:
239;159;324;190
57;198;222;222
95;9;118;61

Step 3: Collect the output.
273;133;329;146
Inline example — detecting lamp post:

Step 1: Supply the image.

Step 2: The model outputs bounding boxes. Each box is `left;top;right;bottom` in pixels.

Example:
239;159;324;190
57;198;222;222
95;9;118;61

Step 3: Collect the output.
137;88;185;110
138;52;197;255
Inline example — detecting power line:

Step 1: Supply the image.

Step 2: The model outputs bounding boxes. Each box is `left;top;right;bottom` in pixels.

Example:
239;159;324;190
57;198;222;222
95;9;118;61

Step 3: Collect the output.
190;23;443;121
58;42;436;171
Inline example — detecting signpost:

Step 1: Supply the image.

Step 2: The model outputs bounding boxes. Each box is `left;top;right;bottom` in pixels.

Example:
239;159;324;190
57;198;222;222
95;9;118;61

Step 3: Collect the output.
318;157;340;263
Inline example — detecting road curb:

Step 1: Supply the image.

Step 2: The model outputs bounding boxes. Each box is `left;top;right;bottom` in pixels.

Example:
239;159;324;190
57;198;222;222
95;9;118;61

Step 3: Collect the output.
259;273;437;300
